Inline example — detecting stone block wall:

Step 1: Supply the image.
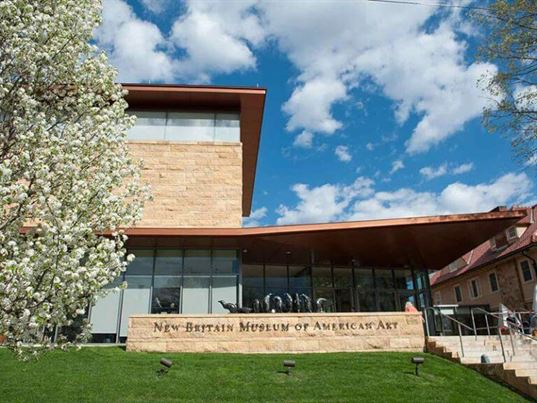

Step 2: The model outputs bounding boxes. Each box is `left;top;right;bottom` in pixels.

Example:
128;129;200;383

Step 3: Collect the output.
128;141;243;228
126;312;425;353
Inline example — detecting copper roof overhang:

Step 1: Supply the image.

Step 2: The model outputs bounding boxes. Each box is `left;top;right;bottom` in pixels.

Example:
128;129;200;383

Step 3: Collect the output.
124;210;526;270
122;83;266;217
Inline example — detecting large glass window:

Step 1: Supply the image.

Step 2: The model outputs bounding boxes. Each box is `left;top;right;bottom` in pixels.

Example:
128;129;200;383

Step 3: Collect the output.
213;250;239;274
127;111;240;142
182;276;210;314
211;276;238;313
152;249;182;314
184;249;211;274
127;111;166;140
289;266;311;290
265;265;288;292
120;249;153;337
312;266;332;288
90;248;241;343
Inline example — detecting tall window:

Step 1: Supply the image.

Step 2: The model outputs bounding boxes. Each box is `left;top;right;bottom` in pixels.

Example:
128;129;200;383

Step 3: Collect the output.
468;278;480;299
520;260;533;282
127;111;240;142
454;285;462;303
488;272;499;293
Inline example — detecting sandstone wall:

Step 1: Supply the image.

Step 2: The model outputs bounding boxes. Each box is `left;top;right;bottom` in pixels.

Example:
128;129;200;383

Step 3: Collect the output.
128;141;243;228
126;312;425;353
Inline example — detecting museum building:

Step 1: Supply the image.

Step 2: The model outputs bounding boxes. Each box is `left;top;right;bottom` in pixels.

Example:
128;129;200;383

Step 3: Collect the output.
88;84;525;343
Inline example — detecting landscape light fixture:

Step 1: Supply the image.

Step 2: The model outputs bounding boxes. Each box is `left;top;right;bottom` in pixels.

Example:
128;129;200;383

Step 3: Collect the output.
411;357;424;376
283;360;296;375
158;357;173;376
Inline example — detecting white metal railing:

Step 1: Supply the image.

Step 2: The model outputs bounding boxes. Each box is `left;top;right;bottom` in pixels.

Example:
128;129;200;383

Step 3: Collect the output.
424;306;476;358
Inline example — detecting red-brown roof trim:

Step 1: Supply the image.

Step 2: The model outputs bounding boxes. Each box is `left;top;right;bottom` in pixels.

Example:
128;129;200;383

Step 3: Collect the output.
124;210;526;237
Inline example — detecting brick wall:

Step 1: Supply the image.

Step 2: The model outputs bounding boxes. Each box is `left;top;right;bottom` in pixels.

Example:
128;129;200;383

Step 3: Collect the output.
432;249;537;311
128;141;243;228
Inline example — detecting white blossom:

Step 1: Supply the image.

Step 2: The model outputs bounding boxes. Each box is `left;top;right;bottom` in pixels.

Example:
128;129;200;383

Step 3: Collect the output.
0;0;149;358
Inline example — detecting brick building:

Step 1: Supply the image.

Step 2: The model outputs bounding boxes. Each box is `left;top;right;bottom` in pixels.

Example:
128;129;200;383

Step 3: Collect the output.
430;206;537;312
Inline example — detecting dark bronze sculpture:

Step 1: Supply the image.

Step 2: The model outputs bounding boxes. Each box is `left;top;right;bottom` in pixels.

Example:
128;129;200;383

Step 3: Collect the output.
273;296;283;312
315;298;330;312
283;293;293;313
219;293;332;314
218;300;238;313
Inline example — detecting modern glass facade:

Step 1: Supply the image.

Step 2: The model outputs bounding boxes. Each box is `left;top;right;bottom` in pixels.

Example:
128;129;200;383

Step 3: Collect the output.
242;264;430;313
89;248;239;343
89;246;431;342
127;111;240;142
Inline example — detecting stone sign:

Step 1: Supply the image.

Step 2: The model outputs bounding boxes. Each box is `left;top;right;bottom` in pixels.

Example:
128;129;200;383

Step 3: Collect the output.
127;312;424;353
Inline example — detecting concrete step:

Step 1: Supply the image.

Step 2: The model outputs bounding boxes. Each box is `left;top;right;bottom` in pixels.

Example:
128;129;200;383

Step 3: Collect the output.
460;356;505;364
460;355;533;364
515;369;537;378
504;361;537;370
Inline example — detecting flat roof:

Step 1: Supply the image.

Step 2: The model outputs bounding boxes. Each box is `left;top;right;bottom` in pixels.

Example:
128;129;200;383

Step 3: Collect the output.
124;210;526;270
122;83;267;217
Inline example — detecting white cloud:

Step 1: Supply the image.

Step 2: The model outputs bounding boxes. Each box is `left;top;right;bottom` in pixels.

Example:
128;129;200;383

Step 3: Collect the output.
95;1;497;153
170;0;265;81
95;0;175;82
96;0;264;83
420;163;448;180
276;177;374;225
242;206;268;227
390;160;405;175
283;76;346;135
452;162;474;175
420;162;474;180
293;131;313;148
257;2;495;152
140;0;168;14
335;145;352;162
366;143;375;151
276;173;533;224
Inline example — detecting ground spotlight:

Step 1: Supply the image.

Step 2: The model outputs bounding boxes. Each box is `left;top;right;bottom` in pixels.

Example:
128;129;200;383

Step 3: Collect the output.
283;359;295;375
411;357;424;376
158;357;173;376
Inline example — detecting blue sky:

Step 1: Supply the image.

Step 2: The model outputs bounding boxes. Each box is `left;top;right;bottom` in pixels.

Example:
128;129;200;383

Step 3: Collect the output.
95;0;535;227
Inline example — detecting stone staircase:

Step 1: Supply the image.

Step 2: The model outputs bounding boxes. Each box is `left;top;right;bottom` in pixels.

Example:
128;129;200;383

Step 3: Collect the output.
427;335;537;399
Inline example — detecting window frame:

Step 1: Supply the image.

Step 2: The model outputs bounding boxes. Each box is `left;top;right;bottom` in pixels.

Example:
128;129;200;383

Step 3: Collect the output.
453;284;463;303
520;260;533;283
468;277;481;300
488;271;499;293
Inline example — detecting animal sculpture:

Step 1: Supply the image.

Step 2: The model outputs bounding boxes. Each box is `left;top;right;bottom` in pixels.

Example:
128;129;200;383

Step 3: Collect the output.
218;300;238;313
272;295;283;312
283;293;293;313
263;293;273;313
315;298;330;312
293;293;301;312
252;299;261;313
300;294;313;312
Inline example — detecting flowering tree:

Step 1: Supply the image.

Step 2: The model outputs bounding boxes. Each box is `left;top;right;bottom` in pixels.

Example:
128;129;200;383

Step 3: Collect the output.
0;1;148;357
476;0;536;164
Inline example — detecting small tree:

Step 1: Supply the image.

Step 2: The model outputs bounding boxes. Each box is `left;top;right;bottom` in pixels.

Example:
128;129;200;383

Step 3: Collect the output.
0;1;148;357
476;0;537;164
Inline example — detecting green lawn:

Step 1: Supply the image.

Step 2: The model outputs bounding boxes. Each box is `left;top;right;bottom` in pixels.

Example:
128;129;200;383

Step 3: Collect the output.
0;347;528;402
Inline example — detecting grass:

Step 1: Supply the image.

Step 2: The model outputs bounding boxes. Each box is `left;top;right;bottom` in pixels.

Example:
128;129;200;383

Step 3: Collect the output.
0;347;528;402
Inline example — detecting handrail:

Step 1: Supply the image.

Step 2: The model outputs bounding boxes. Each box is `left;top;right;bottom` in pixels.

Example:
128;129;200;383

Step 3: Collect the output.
470;307;537;363
424;307;476;358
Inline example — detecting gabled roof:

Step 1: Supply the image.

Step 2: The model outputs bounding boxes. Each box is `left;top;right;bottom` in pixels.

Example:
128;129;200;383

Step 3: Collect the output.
122;83;267;217
430;206;537;286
